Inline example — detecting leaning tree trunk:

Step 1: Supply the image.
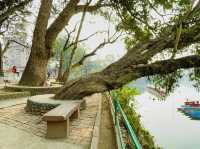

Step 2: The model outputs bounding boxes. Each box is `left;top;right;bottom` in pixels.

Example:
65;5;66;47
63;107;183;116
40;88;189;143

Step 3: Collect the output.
54;18;200;100
19;0;52;86
54;73;110;100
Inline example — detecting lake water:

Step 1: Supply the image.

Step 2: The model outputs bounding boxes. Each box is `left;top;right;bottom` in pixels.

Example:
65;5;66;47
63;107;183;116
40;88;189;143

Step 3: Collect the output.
131;76;200;149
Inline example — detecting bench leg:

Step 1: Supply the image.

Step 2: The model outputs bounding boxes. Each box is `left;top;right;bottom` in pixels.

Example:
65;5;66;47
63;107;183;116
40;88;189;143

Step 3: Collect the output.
46;119;70;138
80;99;86;110
71;108;80;119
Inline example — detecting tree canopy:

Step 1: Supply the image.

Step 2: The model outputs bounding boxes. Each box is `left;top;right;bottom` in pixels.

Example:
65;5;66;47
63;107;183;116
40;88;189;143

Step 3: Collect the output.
2;0;200;99
55;0;200;99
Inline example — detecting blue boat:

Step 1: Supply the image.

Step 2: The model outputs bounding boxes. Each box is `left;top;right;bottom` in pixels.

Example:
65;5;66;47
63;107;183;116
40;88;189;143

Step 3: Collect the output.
178;105;200;116
188;111;200;119
177;100;200;120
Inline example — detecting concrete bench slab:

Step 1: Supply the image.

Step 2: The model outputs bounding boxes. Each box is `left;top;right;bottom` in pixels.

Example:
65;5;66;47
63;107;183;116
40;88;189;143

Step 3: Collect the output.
43;102;81;138
25;94;85;115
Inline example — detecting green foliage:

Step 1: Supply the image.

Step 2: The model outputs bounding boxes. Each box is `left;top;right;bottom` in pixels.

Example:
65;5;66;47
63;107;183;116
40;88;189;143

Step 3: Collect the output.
114;86;139;107
53;37;86;69
189;68;200;91
112;86;160;149
110;0;192;49
53;37;112;80
148;70;182;98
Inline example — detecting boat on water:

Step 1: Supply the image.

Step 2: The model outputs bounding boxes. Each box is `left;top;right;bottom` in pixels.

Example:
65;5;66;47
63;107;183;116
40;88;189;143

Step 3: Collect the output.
188;111;200;119
184;101;200;107
177;100;200;119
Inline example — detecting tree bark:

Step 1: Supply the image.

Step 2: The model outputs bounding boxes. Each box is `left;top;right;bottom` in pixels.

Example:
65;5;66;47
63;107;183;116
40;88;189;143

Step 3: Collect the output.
45;0;80;49
54;55;200;100
0;43;3;75
19;0;52;86
56;50;64;82
61;68;70;82
19;52;49;86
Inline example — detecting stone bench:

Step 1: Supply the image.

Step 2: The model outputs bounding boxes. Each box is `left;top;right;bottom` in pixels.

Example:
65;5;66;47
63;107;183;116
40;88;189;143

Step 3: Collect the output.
42;102;81;138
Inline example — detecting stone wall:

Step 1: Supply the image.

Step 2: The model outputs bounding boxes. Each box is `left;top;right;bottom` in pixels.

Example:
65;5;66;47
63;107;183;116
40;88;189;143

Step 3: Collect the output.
5;85;62;96
25;98;60;115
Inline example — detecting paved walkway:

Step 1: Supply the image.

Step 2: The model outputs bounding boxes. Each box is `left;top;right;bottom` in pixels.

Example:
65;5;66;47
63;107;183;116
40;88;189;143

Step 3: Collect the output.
98;94;117;149
0;94;101;149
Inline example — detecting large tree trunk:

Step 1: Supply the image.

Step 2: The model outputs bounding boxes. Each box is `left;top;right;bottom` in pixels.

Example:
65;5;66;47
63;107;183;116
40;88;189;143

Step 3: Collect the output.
54;73;110;100
19;0;52;86
19;51;48;86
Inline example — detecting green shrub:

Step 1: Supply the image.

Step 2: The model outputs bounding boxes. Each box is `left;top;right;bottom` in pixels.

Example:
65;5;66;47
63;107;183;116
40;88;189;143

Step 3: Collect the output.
112;86;161;149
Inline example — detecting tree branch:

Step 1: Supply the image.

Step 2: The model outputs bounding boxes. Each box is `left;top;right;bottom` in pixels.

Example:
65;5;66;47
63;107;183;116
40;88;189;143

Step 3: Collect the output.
45;0;109;49
0;0;32;25
75;3;110;13
45;0;80;49
65;31;105;49
71;31;122;69
134;55;200;77
2;41;11;55
9;40;29;48
1;39;29;55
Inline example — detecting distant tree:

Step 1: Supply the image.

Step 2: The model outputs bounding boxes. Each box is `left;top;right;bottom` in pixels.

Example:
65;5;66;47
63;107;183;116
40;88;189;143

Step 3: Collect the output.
0;0;31;74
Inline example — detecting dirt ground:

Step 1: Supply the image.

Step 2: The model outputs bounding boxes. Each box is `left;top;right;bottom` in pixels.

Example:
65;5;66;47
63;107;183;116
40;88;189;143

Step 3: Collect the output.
98;94;117;149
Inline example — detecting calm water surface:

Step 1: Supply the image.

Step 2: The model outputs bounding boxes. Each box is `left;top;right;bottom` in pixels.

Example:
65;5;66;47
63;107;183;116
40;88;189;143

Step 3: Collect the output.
133;76;200;149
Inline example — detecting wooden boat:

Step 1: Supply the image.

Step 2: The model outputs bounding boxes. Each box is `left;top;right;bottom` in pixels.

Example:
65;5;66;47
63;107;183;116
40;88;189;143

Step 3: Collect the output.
184;101;200;107
178;101;200;119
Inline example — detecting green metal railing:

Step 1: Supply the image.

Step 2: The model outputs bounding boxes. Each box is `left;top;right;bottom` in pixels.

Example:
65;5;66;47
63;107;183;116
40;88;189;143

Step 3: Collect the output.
109;92;142;149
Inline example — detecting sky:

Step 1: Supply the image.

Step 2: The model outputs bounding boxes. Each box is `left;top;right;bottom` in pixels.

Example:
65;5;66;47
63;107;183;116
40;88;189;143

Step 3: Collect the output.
66;13;126;60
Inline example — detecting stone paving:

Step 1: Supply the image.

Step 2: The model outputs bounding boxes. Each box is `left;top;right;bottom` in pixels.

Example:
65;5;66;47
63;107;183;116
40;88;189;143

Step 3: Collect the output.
0;94;101;149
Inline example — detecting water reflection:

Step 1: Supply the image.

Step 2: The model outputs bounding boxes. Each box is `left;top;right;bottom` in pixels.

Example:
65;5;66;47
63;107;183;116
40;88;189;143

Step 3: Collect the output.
133;77;200;149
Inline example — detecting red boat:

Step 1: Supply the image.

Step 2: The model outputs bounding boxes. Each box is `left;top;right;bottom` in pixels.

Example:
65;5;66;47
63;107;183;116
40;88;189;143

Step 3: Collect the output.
184;101;200;107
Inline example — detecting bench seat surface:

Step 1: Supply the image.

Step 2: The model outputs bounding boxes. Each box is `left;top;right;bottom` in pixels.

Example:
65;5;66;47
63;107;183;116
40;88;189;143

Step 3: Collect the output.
43;102;80;122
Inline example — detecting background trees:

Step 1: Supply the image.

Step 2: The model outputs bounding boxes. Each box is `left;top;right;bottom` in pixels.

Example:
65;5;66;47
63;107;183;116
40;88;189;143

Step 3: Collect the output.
19;0;109;86
0;0;31;75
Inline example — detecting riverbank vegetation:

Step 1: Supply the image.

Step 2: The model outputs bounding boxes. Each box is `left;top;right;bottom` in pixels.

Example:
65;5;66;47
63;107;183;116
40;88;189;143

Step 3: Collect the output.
112;86;161;149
